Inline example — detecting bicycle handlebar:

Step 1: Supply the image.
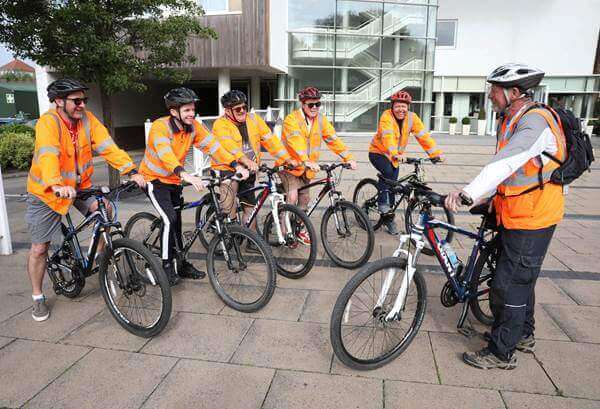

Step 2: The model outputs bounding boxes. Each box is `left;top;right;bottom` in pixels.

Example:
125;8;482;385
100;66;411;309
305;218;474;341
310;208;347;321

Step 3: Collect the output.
54;181;139;200
318;162;352;172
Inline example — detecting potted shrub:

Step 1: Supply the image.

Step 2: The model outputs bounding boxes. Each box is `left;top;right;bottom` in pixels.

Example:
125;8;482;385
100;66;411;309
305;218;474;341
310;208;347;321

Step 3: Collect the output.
477;108;487;136
585;119;597;136
448;117;458;135
462;117;471;135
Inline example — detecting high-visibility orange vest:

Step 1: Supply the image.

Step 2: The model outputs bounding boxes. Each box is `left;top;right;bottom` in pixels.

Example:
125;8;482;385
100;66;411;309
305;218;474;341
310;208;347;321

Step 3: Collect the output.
369;110;442;167
27;109;135;215
493;106;567;230
139;116;235;184
211;113;290;171
280;109;353;179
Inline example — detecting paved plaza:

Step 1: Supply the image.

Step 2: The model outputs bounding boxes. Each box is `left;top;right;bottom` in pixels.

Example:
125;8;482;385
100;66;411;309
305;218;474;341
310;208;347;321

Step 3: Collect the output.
1;133;599;408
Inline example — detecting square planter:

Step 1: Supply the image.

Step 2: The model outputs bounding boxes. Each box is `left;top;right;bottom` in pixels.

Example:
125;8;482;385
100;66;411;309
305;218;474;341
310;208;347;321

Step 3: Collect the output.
477;120;486;136
449;123;457;135
462;124;470;136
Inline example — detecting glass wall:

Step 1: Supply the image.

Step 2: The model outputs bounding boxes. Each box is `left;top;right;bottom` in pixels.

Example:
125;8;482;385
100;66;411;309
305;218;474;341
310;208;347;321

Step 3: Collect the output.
280;0;438;132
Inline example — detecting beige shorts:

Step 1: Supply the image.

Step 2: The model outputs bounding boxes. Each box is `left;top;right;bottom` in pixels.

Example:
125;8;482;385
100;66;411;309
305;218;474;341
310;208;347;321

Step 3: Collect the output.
278;171;310;207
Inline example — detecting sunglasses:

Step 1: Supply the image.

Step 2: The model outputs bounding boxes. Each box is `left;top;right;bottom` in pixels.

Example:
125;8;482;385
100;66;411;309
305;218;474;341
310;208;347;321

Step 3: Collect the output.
66;97;88;106
232;105;247;114
304;102;321;109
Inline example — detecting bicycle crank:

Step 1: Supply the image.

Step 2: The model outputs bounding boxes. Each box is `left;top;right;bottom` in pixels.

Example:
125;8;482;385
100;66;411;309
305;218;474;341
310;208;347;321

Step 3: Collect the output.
440;281;459;307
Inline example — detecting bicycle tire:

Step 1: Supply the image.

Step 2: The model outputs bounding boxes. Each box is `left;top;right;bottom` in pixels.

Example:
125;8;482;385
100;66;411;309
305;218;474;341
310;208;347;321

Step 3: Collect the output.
404;198;455;256
321;200;374;269
352;178;383;230
469;241;499;326
124;212;162;258
207;225;276;312
263;204;317;279
194;194;219;251
98;238;172;338
330;257;427;370
48;240;85;299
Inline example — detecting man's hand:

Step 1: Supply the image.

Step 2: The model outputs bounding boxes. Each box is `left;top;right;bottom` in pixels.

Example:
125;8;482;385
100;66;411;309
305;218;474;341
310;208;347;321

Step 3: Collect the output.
392;154;404;163
235;165;250;180
430;156;444;164
241;157;259;173
51;185;77;199
445;190;471;213
129;173;146;189
347;160;358;170
305;161;320;172
180;171;206;192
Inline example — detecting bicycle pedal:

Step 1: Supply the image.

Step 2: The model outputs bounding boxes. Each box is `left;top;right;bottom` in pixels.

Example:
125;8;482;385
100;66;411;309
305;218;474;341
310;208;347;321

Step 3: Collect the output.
457;326;478;339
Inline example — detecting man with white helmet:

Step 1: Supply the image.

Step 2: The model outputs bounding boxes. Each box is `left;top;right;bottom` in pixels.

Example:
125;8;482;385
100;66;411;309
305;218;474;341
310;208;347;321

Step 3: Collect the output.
446;63;567;369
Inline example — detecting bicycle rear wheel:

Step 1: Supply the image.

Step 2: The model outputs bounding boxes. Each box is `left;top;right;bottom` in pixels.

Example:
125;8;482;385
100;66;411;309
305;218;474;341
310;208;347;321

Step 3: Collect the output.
207;225;276;312
352;178;382;230
330;257;427;370
321;200;374;269
124;212;162;259
405;198;455;256
98;238;172;338
194;194;219;251
469;239;499;326
263;204;317;279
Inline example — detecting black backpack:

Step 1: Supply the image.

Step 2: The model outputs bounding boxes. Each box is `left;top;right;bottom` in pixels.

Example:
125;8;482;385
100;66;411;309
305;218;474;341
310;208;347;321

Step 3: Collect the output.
524;103;595;186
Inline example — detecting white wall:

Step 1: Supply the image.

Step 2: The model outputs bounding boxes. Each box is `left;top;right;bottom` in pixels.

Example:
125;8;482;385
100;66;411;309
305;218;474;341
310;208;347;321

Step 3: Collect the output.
269;0;288;73
435;0;600;76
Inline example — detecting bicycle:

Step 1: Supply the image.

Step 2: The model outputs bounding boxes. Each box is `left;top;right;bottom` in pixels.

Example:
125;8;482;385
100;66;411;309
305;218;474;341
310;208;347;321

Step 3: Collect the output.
330;187;499;370
48;182;172;338
296;162;375;269
352;157;454;255
195;164;318;279
124;171;277;312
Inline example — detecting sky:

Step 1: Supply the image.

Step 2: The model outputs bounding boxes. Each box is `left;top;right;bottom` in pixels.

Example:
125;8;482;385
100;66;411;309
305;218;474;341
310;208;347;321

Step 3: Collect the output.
0;43;38;68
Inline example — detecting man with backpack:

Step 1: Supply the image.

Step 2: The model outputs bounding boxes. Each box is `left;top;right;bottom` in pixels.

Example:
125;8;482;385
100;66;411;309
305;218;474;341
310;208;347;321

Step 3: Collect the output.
445;63;594;370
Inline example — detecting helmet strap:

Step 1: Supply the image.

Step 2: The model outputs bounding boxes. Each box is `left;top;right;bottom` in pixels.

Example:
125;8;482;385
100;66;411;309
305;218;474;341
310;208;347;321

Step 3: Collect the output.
225;109;244;125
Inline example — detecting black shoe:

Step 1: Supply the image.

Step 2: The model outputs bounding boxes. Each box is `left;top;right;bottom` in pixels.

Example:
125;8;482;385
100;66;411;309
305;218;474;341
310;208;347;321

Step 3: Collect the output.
245;240;262;254
384;219;399;236
463;347;517;370
163;262;180;287
178;261;206;280
483;331;535;354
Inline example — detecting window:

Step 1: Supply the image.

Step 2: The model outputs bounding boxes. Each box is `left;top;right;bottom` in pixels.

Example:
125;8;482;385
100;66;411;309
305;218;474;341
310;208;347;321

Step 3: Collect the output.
199;0;228;13
436;20;457;47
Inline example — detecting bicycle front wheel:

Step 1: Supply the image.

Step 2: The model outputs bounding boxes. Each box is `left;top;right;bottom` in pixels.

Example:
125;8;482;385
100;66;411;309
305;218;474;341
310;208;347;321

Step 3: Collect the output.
321;200;374;269
207;225;276;312
263;204;317;279
405;199;455;256
330;257;427;370
98;238;172;338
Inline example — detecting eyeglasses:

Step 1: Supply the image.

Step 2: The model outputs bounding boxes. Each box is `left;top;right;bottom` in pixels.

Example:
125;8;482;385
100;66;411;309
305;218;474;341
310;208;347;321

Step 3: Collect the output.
304;102;321;109
232;105;247;114
66;97;88;106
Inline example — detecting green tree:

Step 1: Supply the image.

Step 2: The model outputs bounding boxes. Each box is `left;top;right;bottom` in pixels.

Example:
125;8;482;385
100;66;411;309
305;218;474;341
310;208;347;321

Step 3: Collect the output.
0;0;216;186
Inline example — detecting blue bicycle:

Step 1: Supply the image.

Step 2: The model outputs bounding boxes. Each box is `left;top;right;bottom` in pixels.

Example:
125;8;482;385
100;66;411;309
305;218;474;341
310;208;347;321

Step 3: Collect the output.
331;186;498;370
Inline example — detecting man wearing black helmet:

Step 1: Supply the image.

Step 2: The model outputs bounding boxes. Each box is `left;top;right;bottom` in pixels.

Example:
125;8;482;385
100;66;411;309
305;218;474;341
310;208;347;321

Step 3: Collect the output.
139;87;248;285
445;64;567;369
26;78;145;322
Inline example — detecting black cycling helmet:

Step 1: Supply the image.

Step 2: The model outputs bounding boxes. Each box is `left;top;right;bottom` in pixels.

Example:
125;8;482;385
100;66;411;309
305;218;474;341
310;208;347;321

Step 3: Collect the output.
221;90;247;108
47;78;89;102
486;63;545;92
164;87;199;109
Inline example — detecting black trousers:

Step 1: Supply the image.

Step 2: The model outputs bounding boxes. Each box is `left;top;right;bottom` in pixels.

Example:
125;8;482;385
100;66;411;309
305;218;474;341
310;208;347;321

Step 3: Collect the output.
487;224;556;360
146;180;184;262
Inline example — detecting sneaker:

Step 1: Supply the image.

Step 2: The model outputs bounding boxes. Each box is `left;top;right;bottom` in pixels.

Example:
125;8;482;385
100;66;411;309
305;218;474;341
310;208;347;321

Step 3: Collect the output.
32;297;50;322
178;260;206;280
384;219;399;236
463;347;517;370
163;262;180;287
483;332;536;353
245;240;262;254
297;229;311;245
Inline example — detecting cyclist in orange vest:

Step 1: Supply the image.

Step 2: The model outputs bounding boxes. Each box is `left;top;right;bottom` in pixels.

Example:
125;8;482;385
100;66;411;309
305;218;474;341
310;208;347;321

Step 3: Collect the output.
369;90;443;235
446;64;566;370
279;87;357;244
26;78;146;322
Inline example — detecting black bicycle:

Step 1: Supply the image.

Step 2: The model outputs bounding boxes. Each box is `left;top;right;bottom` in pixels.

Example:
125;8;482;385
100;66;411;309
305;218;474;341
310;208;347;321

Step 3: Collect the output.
331;187;498;370
48;182;172;338
353;157;454;255
125;172;277;312
297;162;375;269
195;164;318;279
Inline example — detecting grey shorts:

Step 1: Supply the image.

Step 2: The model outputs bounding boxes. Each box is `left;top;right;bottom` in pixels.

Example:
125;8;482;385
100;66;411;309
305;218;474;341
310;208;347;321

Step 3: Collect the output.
25;194;96;244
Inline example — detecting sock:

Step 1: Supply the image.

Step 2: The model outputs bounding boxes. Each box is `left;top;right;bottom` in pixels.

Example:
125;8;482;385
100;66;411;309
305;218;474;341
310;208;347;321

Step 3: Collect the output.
32;293;44;301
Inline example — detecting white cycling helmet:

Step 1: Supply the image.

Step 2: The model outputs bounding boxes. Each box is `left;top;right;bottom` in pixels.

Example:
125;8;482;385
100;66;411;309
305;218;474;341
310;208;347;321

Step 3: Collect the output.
486;63;545;91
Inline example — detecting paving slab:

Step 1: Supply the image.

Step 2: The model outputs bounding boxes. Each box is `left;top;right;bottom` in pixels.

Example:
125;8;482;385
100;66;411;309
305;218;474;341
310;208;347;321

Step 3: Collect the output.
142;360;274;409
0;339;90;408
0;335;14;349
231;320;332;373
502;391;600;409
141;312;252;361
0;299;104;342
543;305;600;343
26;348;176;409
220;287;309;321
385;380;505;409
331;332;438;384
276;266;350;292
429;332;556;394
554;279;600;306
170;281;227;314
60;309;150;352
262;370;382;409
299;290;339;324
0;293;31;323
534;278;577;305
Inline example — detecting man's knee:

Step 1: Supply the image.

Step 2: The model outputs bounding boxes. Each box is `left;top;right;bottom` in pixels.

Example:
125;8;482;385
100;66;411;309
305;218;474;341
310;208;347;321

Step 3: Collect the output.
30;242;50;259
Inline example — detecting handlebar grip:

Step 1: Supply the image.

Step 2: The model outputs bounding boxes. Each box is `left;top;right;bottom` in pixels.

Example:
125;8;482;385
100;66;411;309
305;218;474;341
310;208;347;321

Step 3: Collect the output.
459;192;473;206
